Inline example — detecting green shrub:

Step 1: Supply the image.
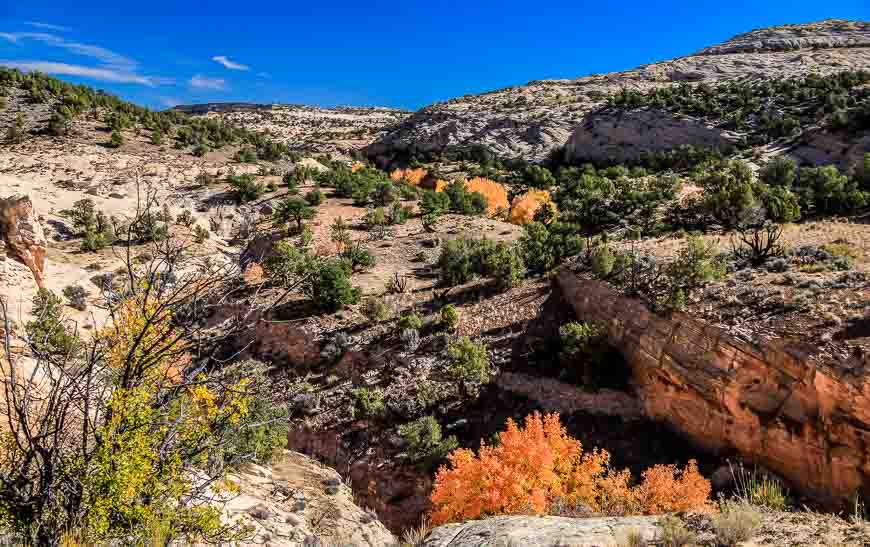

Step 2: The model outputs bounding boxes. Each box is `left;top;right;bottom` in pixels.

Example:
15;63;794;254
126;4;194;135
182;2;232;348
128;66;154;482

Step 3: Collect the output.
361;297;391;322
398;311;424;331
421;190;451;216
228;173;266;203
193;225;210;244
437;238;479;286
150;130;163;145
668;236;725;299
796;165;867;214
700;160;759;229
62;285;88;312
439;304;460;331
389;202;411;225
446;337;490;385
591;245;616;278
481;242;526;289
219;362;289;465
759;157;796;188
373;181;398;206
364;207;388;229
304;260;360;312
340;243;376;272
175;210;194;228
304;189;324;206
107;130;123;148
398;416;458;465
264;241;314;288
351;388;385;419
559;321;609;389
282;171;299;193
273;197;316;233
25;289;81;358
519;221;584;275
234;147;257;163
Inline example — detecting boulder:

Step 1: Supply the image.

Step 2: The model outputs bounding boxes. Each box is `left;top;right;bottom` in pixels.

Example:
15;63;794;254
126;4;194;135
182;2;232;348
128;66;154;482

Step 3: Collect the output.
422;515;660;547
0;195;47;289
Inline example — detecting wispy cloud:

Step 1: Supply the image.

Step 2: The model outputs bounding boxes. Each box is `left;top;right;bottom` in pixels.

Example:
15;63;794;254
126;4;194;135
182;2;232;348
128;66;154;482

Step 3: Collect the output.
23;21;72;33
257;71;271;79
189;74;226;90
0;32;135;69
0;31;171;87
211;55;249;71
0;60;170;86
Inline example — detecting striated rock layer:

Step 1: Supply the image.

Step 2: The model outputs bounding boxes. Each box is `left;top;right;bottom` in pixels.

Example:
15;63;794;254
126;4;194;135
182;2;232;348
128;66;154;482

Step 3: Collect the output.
557;270;870;506
0;195;46;289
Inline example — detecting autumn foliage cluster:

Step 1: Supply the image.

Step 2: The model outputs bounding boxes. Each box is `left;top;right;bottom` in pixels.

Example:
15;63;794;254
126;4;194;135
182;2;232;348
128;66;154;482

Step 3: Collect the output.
391;167;428;186
430;413;712;525
509;189;553;225
463;177;510;217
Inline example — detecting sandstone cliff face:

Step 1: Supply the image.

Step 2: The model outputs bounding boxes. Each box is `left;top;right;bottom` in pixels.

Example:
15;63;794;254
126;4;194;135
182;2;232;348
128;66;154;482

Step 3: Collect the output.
0;195;47;289
557;270;870;506
368;20;870;164
563;107;742;164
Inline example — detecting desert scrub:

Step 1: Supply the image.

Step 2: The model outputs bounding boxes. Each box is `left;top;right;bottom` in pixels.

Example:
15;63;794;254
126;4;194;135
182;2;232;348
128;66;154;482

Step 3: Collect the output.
658;515;696;547
351;388;385;419
446;337;490;385
398;416;458;466
360;296;391;322
711;501;761;546
62;285;88;311
439;304;460;331
398;311;424;331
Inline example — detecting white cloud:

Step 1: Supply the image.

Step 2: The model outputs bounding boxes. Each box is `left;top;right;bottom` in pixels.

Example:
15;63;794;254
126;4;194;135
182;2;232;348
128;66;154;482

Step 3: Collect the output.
211;55;249;71
257;71;271;79
24;22;72;32
189;74;226;90
0;32;171;87
0;32;136;70
0;60;166;86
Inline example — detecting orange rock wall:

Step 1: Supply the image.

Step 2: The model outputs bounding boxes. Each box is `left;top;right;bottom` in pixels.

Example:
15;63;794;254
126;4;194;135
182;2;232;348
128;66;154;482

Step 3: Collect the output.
557;270;870;505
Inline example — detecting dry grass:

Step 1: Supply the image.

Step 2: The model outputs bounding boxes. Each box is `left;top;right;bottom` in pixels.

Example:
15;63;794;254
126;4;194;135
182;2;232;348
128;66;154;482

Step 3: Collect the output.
712;501;762;546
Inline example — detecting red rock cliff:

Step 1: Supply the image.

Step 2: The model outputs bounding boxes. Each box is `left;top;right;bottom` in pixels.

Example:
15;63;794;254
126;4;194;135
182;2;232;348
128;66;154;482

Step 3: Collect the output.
558;270;870;504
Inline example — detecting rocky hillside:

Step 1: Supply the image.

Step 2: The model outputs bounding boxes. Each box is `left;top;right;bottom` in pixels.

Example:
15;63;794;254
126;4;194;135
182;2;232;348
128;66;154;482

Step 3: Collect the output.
179;103;410;159
367;19;870;164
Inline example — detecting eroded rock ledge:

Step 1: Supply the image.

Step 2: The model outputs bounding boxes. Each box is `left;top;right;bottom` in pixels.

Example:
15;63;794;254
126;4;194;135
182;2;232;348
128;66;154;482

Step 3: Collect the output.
557;270;870;506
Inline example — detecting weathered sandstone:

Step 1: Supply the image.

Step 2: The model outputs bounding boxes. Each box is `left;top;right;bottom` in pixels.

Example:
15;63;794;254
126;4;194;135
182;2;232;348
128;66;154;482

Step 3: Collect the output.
557;270;870;506
0;195;47;289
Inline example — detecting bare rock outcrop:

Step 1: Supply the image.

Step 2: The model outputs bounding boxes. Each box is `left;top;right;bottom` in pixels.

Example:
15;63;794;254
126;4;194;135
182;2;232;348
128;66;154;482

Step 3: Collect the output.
563;107;742;164
217;450;396;546
0;195;47;289
368;20;870;164
422;515;660;547
557;270;870;507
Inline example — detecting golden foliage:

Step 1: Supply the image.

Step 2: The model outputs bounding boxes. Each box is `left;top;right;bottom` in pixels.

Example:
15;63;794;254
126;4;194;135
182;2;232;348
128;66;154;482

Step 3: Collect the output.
391;168;428;186
464;177;509;217
509;190;553;225
433;179;449;193
429;412;712;525
351;161;366;173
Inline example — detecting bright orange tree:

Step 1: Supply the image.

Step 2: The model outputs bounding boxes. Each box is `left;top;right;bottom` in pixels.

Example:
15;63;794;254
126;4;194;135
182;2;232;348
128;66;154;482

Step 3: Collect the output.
464;177;509;217
429;412;712;525
508;189;553;225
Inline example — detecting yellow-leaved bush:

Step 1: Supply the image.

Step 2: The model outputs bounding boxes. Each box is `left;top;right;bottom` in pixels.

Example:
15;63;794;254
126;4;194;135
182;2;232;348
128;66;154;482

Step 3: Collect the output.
463;177;509;217
509;189;553;225
79;290;251;540
429;412;712;525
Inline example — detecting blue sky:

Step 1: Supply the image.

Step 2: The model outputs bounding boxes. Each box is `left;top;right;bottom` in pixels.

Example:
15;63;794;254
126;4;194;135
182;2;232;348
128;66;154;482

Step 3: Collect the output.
1;1;867;111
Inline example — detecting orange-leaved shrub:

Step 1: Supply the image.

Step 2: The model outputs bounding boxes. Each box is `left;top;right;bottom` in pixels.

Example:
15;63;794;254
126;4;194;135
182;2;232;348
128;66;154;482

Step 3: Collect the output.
464;177;509;217
391;168;428;186
429;412;712;525
508;189;553;225
351;161;366;173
